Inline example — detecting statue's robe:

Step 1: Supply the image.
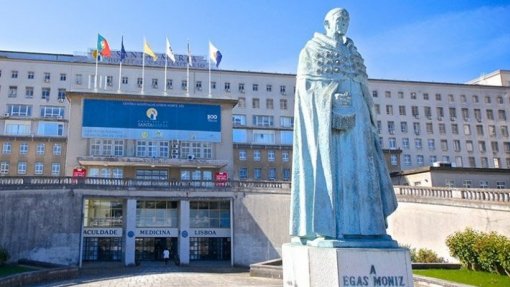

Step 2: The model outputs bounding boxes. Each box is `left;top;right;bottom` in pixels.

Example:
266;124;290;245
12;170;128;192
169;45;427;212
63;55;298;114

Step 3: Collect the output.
290;33;398;240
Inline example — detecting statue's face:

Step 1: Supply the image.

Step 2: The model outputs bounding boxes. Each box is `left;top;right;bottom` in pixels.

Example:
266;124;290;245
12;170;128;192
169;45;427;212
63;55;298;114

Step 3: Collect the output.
325;9;349;37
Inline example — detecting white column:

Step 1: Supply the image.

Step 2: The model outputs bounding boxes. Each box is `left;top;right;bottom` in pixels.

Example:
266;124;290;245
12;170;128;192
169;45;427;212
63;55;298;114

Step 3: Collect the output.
124;198;137;266
179;199;190;265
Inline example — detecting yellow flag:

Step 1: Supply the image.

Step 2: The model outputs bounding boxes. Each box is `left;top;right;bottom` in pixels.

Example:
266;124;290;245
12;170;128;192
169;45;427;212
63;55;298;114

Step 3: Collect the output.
143;40;158;61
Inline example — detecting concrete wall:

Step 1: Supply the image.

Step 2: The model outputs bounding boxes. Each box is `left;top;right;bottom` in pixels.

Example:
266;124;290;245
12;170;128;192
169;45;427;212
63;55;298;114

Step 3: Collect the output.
233;191;291;266
0;190;82;265
388;198;510;262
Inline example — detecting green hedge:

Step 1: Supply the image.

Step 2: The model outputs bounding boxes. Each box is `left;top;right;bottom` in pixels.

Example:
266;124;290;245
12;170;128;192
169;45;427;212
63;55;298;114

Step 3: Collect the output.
446;228;510;276
401;244;445;263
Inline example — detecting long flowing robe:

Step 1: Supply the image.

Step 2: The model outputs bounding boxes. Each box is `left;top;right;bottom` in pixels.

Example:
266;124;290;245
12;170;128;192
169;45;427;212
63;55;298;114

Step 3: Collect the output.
290;33;398;240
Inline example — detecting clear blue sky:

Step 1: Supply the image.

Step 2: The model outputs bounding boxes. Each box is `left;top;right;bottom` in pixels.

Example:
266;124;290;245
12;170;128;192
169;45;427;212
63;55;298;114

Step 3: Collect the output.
1;0;509;83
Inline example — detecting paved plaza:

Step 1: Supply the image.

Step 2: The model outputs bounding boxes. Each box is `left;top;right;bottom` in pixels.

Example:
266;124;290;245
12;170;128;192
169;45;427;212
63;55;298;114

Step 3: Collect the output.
30;262;282;287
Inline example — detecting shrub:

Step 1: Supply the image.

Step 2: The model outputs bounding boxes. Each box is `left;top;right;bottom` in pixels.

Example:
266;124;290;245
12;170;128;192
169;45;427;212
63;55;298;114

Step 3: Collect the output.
414;248;446;263
446;228;481;270
0;246;9;265
446;228;510;276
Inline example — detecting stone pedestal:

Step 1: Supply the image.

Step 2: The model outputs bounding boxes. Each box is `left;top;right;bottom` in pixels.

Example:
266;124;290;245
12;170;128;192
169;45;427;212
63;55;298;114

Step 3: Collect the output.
282;243;413;287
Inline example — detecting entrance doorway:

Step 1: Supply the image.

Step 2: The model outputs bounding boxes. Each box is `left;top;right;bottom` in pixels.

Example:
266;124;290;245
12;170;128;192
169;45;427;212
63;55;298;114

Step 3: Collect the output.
189;237;231;261
82;237;123;261
135;237;177;261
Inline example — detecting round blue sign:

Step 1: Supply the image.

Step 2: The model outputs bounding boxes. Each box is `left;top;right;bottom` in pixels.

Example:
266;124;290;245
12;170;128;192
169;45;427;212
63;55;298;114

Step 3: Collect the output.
127;231;135;238
181;230;188;238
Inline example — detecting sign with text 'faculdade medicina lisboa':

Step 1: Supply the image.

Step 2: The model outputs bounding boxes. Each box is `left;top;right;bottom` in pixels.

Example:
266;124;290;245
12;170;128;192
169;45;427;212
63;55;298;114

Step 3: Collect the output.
82;99;221;142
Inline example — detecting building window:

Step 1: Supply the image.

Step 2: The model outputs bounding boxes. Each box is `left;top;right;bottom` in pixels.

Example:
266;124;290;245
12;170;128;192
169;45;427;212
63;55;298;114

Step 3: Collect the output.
403;155;411;166
181;80;187;90
468;157;476;167
372;90;378;98
268;150;275;162
53;143;62;155
253;130;275;144
281;131;293;145
34;162;44;175
387;121;395;134
41;106;65;118
428;139;435;151
411;106;419;118
410;92;417;99
36;143;45;155
283;169;291;181
237;97;246;108
239;168;248;179
0;162;9;175
59;73;66;81
460;94;467;102
5;121;31;135
280;99;288;110
137;78;143;87
424;107;432;119
402;138;410;149
466;141;474;152
42;88;50;100
238;83;244;93
44;72;50;82
476;125;484;136
268;168;277;180
388;137;396;149
51;163;61;176
462;108;469;121
426;123;433;134
195;81;202;91
385;91;391;98
8;86;17;98
496;181;506;189
2;143;12;154
399;106;406;116
280;116;294;128
19;143;29;155
497;96;504;104
416;155;424;166
474;109;482;121
463;180;472;188
57;89;66;102
280;85;286;95
253;84;258;91
400;122;408;133
165;79;172;89
448;94;454;102
445;180;455;187
423;93;429;100
253;115;274;127
122;76;129;85
499;110;507;121
464;124;471;135
232;114;247;126
249;150;259;162
386;105;393;115
494;157;501;168
413;122;420;135
390;154;398;166
17;162;27;175
151;78;158;89
441;140;448;151
266;99;274;109
377;121;381;134
252;98;260;108
224;82;231;92
282;151;289;162
449;108;457;120
478;141;486;153
451;124;458;135
435;93;441;101
75;74;82;85
233;129;247;143
375;104;380;115
501;126;509;137
415;138;422;149
453;140;461;152
429;156;437;165
266;84;272;92
25;87;34;98
489;125;496;137
254;168;262;180
37;122;64;136
28;71;34;79
436;107;444;120
481;157;489;168
11;70;18;79
239;150;246;160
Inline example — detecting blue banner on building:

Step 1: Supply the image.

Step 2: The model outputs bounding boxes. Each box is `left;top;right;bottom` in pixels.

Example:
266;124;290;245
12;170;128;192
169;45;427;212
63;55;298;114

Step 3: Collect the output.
82;99;221;142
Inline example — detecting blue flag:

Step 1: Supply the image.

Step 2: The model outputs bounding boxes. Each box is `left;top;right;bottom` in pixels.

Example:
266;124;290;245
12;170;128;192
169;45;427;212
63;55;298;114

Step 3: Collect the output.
120;37;127;61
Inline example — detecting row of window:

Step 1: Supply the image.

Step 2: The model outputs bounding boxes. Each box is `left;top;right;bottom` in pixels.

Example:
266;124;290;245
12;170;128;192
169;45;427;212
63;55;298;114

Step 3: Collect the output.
89;139;213;159
0;161;61;175
2;70;65;82
377;121;509;137
236;97;289;110
400;154;510;169
444;179;506;189
233;115;294;128
2;142;62;155
4;121;64;136
238;149;290;162
233;129;293;145
238;167;291;181
5;105;65;118
375;105;507;121
382;137;510;153
4;86;66;101
372;90;505;105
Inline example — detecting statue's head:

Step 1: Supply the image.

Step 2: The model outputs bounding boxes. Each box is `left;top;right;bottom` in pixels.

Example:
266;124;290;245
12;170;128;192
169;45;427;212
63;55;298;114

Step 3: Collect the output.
324;8;350;38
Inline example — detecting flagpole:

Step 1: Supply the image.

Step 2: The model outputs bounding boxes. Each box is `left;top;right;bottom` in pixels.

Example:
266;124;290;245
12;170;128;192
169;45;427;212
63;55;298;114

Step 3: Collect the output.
118;61;122;93
164;49;168;95
94;49;99;91
208;56;212;98
186;41;190;97
141;39;145;94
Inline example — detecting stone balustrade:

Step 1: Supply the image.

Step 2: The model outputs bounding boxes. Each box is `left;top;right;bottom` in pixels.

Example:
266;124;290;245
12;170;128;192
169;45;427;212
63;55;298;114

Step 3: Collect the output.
395;185;510;203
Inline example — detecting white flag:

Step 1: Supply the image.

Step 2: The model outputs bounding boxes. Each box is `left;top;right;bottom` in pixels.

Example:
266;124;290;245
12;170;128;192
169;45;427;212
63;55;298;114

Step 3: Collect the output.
165;37;176;63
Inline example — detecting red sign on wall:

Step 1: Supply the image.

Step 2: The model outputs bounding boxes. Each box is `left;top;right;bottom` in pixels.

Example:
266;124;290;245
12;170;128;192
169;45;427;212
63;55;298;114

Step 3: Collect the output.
215;172;228;182
73;168;87;177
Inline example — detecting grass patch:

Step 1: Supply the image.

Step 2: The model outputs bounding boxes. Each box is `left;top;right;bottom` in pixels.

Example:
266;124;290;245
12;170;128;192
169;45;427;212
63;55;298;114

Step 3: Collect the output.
414;269;510;287
0;265;35;277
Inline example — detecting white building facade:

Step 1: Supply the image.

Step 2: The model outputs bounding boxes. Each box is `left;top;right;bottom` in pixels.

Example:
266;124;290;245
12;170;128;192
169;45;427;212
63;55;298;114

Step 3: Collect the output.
0;50;509;179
